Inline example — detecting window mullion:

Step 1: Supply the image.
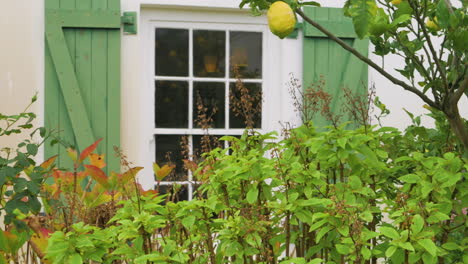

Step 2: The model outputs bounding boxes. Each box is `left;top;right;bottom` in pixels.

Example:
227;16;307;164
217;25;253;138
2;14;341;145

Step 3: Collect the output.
189;28;194;130
225;30;230;130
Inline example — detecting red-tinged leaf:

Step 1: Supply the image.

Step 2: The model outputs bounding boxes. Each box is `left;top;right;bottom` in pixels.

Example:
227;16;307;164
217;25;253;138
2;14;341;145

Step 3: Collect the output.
141;189;158;198
84;165;109;188
183;159;198;172
39;228;52;238
76;171;88;182
79;138;103;162
29;228;52;261
40;155;58;170
153;163;175;181
44;183;61;199
120;167;144;184
89;153;106;168
52;169;61;181
67;148;78;162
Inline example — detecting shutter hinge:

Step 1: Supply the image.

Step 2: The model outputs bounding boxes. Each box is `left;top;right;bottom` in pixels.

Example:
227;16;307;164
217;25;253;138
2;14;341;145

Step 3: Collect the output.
121;12;137;35
287;22;303;39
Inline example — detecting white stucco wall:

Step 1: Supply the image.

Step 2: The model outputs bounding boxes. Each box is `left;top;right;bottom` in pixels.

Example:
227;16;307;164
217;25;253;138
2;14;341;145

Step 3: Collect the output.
0;0;466;186
0;0;44;158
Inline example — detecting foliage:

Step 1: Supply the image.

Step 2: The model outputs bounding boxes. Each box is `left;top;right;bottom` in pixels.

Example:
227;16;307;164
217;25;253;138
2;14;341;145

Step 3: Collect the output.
0;96;56;263
241;0;468;152
0;101;159;263
45;123;467;264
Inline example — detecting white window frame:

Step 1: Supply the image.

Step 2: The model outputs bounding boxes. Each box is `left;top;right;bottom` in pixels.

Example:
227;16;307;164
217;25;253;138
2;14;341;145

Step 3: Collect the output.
136;7;299;191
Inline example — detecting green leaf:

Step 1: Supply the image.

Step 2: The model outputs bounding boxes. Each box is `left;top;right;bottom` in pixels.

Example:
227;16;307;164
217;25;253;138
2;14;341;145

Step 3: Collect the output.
390;14;411;28
441;242;460;251
369;8;390;36
348;0;378;38
380;226;400;239
436;0;450;28
398;242;415;252
422;252;437;264
361;247;372;260
315;226;332;243
349;176;362;189
68;253;83;264
411;214;424;235
295;209;314;224
385;246;397;258
360;211;373;222
417;239;437;257
309;219;328;232
181;215;196;228
337;137;347;149
299;198;331;206
399;174;420;183
336;244;353;255
280;258;306;264
337;225;349;236
246;187;259;204
394;1;413;19
307;259;323;264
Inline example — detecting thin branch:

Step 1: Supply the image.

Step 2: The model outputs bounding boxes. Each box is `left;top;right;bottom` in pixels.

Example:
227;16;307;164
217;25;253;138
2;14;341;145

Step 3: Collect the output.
409;0;449;92
295;9;438;109
451;73;468;104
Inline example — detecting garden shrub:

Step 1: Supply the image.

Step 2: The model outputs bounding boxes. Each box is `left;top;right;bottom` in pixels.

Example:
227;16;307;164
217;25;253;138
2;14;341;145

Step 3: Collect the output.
45;122;467;264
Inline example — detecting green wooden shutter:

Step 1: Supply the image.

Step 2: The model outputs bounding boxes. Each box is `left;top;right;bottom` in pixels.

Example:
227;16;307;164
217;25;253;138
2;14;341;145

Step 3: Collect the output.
302;7;368;128
45;0;121;173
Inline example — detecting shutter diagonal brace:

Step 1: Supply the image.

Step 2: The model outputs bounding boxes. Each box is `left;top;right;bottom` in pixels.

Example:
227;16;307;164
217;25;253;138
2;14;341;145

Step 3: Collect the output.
45;10;120;151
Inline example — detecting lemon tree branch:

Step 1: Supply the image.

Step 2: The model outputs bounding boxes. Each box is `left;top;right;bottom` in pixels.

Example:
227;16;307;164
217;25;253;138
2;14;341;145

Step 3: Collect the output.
296;9;438;109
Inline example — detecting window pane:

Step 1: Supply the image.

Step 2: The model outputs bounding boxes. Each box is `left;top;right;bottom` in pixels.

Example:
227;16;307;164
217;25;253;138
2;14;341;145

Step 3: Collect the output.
229;82;262;128
230;31;262;79
155;81;188;128
194;30;226;77
155;135;186;180
156;184;189;202
155;28;189;76
193;135;223;158
193;82;225;129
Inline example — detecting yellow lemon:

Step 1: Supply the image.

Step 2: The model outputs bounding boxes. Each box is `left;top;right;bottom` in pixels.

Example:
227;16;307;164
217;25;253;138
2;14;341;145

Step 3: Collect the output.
267;1;296;39
426;19;439;30
390;0;402;5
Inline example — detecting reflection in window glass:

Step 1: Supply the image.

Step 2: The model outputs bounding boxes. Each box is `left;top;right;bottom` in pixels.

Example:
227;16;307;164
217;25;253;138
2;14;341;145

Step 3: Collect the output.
157;185;189;203
229;82;262;128
230;31;262;79
193;82;225;129
155;135;186;179
194;30;226;77
155;28;189;76
155;81;188;128
193;135;223;158
154;28;264;201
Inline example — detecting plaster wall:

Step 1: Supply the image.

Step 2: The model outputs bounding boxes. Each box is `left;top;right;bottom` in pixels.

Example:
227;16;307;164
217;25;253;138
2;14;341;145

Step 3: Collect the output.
0;0;466;177
0;0;44;155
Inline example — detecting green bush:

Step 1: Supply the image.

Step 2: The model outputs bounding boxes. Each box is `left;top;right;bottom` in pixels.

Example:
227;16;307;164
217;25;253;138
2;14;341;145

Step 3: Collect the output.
45;123;467;264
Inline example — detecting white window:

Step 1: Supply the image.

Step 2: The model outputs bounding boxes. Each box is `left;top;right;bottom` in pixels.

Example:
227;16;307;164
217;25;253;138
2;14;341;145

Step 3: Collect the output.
138;7;298;197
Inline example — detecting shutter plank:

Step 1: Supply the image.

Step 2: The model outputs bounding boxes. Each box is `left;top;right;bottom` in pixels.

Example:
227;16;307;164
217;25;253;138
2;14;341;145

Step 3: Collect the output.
45;0;61;165
45;0;121;171
58;0;77;169
92;0;109;163
107;0;121;172
341;39;368;95
313;8;331;129
302;7;369;128
46;25;96;153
